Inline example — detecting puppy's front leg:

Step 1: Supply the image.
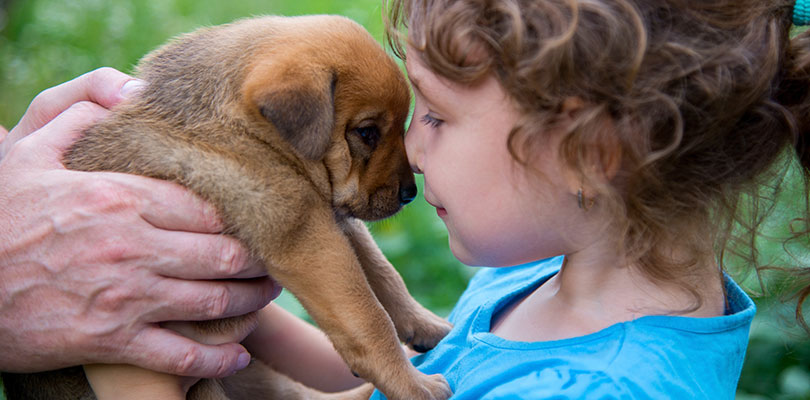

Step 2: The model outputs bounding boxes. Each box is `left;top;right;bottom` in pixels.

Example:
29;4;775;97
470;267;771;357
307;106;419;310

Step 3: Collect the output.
220;359;376;400
341;219;452;353
263;211;450;400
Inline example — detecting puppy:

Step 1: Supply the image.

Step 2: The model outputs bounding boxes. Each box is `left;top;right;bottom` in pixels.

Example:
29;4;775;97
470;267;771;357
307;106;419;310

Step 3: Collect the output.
1;15;452;400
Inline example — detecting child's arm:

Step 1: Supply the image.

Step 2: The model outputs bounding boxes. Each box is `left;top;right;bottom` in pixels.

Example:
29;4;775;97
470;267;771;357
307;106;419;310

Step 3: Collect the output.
85;314;259;400
84;364;192;400
242;303;365;392
85;303;371;399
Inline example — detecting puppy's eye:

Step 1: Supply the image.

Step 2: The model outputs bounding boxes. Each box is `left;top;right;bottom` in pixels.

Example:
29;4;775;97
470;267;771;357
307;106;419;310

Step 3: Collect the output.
353;126;381;148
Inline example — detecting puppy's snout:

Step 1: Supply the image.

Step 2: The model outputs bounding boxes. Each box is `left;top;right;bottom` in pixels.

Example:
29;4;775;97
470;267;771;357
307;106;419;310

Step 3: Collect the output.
399;183;417;205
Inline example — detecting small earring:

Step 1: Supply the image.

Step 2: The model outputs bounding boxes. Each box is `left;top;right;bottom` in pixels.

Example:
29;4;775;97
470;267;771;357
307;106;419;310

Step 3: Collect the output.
577;188;594;211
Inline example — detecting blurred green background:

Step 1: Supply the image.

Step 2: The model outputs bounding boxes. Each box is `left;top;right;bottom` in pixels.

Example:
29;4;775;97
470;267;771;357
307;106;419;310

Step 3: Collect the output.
0;1;807;398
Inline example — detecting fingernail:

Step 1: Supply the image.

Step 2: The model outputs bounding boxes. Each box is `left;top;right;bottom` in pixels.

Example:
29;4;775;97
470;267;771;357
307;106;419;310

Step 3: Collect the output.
236;352;251;371
120;79;145;98
270;280;284;301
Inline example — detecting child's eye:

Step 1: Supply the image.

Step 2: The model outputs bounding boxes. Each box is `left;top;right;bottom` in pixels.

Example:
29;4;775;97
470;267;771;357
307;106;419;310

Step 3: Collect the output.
420;113;444;128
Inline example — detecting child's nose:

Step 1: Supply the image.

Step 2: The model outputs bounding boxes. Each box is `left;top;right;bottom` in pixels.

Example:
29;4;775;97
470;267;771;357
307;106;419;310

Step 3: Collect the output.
404;126;424;174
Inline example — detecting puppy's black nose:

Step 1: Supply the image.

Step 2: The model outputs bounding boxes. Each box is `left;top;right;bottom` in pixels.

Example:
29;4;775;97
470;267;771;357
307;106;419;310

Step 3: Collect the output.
400;183;417;205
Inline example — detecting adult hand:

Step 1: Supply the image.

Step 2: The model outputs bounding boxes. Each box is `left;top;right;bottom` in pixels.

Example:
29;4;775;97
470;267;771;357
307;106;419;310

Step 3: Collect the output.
0;68;279;378
0;67;141;158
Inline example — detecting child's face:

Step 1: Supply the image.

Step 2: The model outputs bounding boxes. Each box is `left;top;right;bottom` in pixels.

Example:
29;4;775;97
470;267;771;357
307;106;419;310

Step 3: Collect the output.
404;49;578;267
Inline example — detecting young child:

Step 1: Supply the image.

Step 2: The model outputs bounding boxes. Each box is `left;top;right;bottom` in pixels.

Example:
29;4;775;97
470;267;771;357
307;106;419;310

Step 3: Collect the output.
245;0;810;398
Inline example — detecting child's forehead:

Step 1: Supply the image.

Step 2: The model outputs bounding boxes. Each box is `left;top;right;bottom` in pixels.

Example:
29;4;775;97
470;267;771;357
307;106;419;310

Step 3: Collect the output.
406;55;518;120
404;51;434;88
404;50;462;98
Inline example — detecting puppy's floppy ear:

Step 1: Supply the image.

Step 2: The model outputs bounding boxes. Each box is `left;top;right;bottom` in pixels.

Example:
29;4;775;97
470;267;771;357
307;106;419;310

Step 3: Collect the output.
254;68;337;160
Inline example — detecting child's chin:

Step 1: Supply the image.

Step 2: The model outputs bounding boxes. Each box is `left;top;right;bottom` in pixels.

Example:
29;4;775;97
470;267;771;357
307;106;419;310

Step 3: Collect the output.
448;239;488;267
447;240;472;265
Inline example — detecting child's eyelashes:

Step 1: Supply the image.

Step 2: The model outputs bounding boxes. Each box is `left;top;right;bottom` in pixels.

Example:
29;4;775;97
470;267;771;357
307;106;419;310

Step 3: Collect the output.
421;113;444;128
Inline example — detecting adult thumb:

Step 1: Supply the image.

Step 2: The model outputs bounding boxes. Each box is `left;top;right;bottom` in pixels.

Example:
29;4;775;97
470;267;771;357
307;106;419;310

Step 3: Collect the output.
13;101;110;168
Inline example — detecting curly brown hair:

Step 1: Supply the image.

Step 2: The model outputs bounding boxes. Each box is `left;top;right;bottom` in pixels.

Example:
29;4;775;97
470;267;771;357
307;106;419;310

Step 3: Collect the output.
385;0;810;329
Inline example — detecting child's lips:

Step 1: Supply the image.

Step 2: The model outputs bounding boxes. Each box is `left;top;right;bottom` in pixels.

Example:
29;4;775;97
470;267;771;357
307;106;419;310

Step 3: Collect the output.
426;198;447;217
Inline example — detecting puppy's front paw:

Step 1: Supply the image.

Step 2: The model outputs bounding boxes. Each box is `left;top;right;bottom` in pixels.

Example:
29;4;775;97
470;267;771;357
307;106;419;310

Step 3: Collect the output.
382;370;452;400
399;306;453;353
414;373;453;400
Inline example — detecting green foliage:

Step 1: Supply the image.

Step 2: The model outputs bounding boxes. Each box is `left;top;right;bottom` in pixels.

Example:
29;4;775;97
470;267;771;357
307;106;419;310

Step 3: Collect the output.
1;1;808;399
0;0;387;127
737;297;810;400
728;155;810;399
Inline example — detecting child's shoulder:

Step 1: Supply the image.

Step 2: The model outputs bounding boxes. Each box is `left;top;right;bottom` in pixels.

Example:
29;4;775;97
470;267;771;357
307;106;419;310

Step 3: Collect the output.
441;258;755;400
449;256;563;321
455;313;752;400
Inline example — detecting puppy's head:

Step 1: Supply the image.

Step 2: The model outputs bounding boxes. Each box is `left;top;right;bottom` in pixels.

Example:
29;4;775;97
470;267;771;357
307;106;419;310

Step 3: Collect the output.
242;15;414;221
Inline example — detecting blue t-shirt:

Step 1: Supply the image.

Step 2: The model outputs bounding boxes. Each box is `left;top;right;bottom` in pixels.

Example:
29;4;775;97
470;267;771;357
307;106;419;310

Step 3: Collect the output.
370;256;755;399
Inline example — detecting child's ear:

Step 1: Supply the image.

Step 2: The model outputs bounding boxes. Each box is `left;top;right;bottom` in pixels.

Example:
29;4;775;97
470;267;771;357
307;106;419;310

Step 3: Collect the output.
592;115;622;182
559;96;622;191
246;63;337;160
560;97;585;118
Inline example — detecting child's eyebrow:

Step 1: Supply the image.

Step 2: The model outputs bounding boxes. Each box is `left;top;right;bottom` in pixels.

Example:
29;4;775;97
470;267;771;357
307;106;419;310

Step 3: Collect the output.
406;70;425;95
406;66;448;107
408;76;422;93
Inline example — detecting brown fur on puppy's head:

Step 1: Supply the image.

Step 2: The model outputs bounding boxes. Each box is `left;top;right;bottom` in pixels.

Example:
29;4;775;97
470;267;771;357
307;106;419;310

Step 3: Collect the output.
239;16;413;221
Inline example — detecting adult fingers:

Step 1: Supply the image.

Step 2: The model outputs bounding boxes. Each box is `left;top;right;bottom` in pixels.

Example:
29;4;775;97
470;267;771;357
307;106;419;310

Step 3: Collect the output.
124;327;252;378
10;68;138;140
5;101;111;168
144;229;269;279
94;174;270;278
140;183;224;234
0;125;7;158
148;277;279;322
75;171;228;234
38;170;269;278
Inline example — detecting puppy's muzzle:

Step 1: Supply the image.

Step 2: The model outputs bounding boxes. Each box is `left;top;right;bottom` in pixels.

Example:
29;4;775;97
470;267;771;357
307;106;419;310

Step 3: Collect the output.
400;183;417;206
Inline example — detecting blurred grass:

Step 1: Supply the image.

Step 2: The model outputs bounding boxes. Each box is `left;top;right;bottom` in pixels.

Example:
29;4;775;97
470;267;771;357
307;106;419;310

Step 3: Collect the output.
0;1;808;399
0;0;390;127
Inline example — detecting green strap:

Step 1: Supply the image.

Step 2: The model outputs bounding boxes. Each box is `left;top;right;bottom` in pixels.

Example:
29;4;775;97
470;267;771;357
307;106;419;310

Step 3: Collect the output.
0;375;6;400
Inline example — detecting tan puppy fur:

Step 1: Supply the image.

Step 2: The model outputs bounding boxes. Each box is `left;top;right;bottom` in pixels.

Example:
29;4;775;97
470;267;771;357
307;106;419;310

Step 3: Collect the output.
1;15;452;400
